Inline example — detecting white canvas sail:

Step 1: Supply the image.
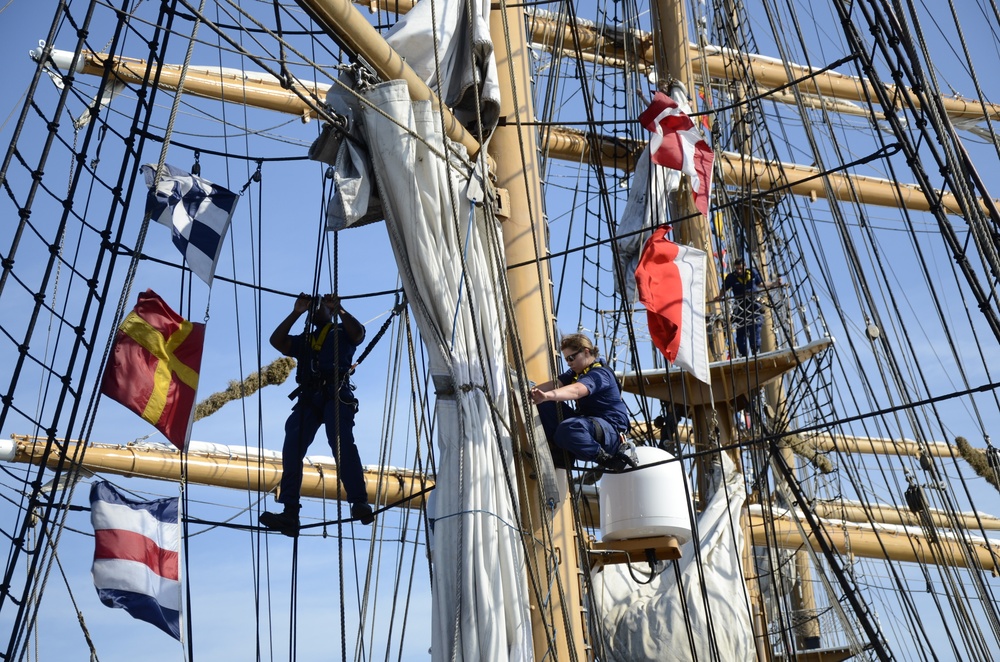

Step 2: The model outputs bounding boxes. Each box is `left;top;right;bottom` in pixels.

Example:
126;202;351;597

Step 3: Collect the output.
385;0;500;136
359;80;531;661
593;453;754;661
325;0;500;230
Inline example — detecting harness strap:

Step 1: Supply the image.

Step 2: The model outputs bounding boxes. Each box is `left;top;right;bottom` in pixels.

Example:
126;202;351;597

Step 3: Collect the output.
588;417;605;446
570;360;603;383
308;322;333;351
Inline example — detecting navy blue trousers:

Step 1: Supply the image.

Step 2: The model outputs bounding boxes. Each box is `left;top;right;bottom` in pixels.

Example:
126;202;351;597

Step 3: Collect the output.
536;401;620;465
735;319;763;357
278;388;366;506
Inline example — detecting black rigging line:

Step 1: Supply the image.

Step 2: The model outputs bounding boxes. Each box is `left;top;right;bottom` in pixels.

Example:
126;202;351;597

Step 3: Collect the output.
0;0;179;658
109;242;405;301
771;3;953;629
150;483;421;532
898;2;1000;648
836;1;1000;651
770;450;896;661
506;140;901;273
173;0;342;128
172;9;325;36
706;53;861;117
840;0;1000;341
744;2;939;643
211;13;271;660
134;128;310;161
856;82;1000;658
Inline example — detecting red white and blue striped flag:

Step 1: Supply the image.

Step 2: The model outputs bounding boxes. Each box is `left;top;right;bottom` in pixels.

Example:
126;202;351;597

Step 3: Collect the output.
90;480;181;640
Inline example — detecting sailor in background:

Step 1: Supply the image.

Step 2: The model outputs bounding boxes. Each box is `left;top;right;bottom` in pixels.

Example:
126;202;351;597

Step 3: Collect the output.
531;333;638;472
260;292;373;536
712;256;782;357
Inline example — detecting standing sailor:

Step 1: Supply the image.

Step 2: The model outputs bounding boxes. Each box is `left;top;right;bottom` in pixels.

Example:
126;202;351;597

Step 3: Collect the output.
530;333;637;471
260;293;373;536
712;257;782;357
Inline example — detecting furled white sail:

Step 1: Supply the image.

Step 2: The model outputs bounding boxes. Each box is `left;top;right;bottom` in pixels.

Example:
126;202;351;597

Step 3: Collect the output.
592;452;754;661
324;0;501;230
385;0;500;136
358;80;532;661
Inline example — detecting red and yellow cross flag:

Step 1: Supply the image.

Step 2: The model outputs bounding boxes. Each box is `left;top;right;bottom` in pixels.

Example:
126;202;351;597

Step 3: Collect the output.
101;289;205;451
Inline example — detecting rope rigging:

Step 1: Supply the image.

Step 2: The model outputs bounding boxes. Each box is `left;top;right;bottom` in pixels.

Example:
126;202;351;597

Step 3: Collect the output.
5;0;1000;660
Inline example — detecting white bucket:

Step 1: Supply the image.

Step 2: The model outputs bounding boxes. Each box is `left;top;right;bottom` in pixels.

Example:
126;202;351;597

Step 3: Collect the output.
599;446;692;543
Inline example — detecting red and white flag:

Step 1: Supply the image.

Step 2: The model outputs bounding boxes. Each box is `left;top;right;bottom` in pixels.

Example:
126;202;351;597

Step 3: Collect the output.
638;91;715;217
634;227;710;383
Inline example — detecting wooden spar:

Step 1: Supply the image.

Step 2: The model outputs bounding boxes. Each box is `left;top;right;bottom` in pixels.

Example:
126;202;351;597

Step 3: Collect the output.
54;51;993;215
522;14;1000;123
809;434;961;458
748;510;1000;573
574;489;1000;570
541;127;991;215
714;150;978;214
10;435;996;569
41;49;328;120
292;0;480;157
811;500;1000;532
353;1;1000;123
637;421;974;464
3;436;430;509
11;435;996;533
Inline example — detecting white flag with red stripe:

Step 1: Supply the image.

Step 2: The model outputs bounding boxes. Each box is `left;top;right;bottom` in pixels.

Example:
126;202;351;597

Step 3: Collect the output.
90;480;181;639
634;227;710;383
638;91;715;217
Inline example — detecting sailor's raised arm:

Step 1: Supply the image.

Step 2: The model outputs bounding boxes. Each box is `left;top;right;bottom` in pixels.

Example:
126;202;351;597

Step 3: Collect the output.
270;293;310;356
324;294;365;345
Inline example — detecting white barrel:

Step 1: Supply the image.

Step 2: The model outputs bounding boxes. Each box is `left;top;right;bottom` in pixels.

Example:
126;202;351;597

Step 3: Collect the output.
600;446;692;543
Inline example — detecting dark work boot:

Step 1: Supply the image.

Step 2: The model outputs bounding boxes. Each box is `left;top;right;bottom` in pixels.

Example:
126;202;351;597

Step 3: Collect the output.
594;442;639;472
593;448;622;472
350;501;375;525
259;504;301;537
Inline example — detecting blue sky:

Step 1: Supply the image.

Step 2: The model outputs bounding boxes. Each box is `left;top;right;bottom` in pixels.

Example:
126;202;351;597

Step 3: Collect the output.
0;1;432;660
2;0;1000;660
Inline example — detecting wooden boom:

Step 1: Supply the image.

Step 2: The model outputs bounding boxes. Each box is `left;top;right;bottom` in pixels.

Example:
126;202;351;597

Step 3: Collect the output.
45;48;993;214
2;435;430;509
7;435;997;570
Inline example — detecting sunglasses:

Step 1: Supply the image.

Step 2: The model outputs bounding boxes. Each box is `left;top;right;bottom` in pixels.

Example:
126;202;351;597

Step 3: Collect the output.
563;351;581;364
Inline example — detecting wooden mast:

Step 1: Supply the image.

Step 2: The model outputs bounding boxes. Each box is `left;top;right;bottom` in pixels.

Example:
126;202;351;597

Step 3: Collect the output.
648;0;775;657
650;0;731;499
488;3;591;659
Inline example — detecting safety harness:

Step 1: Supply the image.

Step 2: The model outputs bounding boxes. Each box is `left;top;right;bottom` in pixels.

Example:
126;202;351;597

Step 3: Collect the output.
570;360;615;446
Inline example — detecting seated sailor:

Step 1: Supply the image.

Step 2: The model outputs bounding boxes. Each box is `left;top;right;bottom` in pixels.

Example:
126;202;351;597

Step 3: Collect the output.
530;333;637;471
